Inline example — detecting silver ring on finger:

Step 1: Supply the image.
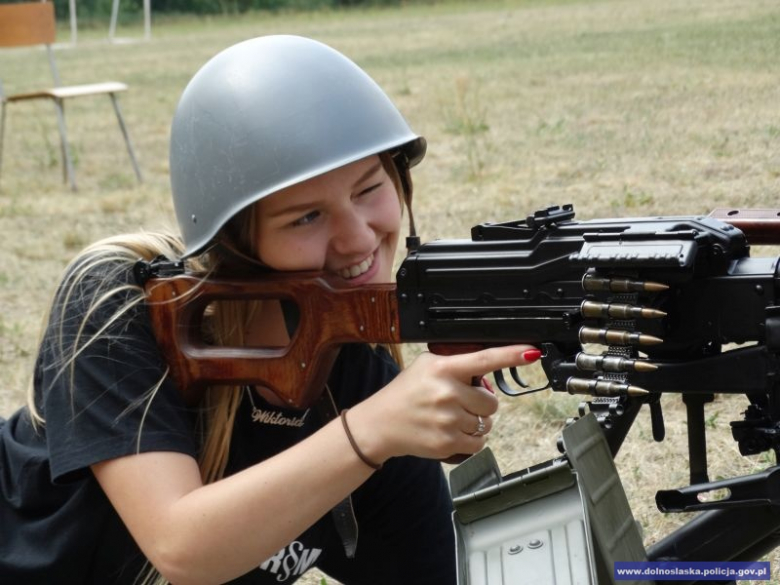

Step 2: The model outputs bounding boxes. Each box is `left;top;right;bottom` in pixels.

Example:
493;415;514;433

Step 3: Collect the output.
471;415;486;437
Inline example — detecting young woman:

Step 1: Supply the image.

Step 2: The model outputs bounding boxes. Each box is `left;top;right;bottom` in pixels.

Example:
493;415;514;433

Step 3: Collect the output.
0;35;540;584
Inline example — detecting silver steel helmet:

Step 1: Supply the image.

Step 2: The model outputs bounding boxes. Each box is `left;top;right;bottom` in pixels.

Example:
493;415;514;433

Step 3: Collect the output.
170;34;426;257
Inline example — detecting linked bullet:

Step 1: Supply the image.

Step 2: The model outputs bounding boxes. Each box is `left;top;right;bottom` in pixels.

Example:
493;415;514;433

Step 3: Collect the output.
579;326;663;346
581;300;667;320
582;273;669;293
566;377;650;397
575;352;658;373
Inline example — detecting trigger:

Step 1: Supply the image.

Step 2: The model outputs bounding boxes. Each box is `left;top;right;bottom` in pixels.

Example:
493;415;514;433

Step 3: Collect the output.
510;366;529;388
494;369;524;397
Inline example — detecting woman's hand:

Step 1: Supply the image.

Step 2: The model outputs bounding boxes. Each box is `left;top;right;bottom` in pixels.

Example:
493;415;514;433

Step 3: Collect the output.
347;345;541;464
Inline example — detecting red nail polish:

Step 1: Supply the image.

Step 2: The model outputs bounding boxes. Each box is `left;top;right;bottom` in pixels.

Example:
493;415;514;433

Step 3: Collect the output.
480;376;495;394
522;349;542;363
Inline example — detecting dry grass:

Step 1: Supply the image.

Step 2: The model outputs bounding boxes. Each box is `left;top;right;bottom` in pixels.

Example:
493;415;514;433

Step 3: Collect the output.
1;0;779;582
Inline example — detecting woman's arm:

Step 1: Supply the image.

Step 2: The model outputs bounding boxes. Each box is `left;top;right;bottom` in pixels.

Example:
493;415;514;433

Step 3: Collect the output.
92;344;535;585
92;415;371;585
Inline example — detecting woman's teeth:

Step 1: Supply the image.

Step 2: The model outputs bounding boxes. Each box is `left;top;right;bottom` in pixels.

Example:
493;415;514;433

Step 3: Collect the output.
339;254;374;279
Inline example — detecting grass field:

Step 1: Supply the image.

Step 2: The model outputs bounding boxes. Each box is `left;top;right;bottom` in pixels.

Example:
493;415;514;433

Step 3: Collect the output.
1;0;779;582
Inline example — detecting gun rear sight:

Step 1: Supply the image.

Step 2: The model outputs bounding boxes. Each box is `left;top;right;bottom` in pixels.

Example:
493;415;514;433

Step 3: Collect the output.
470;203;575;241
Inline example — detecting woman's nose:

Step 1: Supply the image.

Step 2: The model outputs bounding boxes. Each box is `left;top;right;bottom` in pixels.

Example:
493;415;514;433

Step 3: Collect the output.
329;209;375;256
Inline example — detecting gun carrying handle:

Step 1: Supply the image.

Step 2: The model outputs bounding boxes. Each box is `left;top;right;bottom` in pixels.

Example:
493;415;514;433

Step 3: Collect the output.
709;208;780;245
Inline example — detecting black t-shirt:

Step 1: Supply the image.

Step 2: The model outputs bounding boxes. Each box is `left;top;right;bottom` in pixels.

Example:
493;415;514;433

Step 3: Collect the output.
0;262;456;584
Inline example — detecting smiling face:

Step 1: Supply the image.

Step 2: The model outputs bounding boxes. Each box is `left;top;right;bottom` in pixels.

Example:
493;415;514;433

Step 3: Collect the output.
253;154;403;285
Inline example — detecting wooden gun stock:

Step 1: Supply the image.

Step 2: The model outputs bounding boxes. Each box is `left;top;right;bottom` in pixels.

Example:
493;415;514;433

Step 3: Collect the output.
144;272;401;408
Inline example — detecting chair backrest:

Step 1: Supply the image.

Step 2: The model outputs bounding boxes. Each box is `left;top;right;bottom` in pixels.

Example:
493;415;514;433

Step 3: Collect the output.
0;2;57;49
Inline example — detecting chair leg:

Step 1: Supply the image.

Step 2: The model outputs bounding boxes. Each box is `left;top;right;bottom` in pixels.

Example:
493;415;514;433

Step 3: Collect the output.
0;102;6;188
52;98;77;191
109;94;142;183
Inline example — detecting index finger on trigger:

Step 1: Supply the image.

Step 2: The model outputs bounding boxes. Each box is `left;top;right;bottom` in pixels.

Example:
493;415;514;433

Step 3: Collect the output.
449;344;542;383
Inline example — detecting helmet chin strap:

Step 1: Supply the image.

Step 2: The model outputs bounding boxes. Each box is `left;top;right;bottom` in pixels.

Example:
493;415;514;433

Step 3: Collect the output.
404;192;420;255
393;152;420;256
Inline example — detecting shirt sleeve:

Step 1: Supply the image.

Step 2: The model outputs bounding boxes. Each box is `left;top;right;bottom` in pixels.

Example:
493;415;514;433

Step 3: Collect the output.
36;260;198;483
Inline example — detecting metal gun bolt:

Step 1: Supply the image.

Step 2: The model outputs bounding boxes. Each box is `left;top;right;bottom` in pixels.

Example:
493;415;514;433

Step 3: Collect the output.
528;539;544;549
508;545;523;555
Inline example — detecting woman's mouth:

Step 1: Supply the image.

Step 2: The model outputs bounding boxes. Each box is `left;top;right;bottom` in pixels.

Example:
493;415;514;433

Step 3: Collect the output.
338;253;375;280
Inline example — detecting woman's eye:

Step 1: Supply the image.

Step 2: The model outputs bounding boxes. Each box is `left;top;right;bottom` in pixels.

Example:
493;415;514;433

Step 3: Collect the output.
291;210;320;227
357;182;382;198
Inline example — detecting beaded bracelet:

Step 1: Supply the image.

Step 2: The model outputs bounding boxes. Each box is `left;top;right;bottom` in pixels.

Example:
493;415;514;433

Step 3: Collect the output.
340;409;382;471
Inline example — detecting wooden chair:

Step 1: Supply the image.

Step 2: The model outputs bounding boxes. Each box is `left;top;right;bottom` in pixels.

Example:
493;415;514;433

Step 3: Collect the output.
0;1;142;190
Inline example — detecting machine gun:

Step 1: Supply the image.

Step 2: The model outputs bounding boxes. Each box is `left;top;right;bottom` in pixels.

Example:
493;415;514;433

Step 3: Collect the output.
140;205;780;584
